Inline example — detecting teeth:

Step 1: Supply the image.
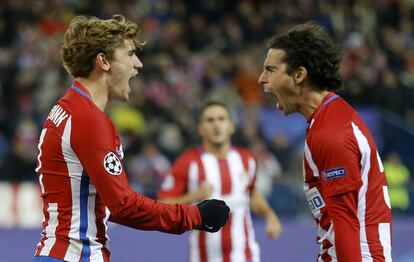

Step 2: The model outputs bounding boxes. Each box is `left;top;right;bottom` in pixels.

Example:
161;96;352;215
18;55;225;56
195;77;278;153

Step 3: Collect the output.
276;102;280;109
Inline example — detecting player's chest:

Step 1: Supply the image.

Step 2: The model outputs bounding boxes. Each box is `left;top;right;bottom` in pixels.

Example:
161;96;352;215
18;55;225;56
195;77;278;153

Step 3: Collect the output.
192;154;251;196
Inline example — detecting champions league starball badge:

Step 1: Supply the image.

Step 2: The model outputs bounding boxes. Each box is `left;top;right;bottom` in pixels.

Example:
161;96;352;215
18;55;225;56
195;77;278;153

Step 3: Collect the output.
103;152;122;175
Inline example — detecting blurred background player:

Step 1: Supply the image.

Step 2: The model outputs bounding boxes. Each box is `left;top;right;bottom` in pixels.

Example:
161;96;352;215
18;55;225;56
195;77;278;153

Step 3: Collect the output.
33;15;229;262
158;101;282;262
258;22;392;261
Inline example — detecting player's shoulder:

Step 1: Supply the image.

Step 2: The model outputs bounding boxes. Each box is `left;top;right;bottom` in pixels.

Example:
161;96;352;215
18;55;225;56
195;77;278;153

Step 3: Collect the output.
232;146;257;161
322;98;352;122
311;97;355;136
171;148;201;172
63;94;108;126
174;148;200;163
55;91;114;142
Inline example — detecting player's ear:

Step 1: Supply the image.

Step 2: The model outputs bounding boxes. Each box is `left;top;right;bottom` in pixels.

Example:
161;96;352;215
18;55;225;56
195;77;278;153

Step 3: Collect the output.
294;66;307;85
96;53;110;72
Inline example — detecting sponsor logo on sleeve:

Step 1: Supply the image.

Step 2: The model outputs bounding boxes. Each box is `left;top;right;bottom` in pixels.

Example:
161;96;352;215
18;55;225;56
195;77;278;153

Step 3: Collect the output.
103;152;122;175
322;167;346;181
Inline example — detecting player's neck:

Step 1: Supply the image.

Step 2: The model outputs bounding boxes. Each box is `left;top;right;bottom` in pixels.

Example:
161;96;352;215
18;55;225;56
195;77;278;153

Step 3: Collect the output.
203;142;231;159
75;77;109;111
298;89;330;119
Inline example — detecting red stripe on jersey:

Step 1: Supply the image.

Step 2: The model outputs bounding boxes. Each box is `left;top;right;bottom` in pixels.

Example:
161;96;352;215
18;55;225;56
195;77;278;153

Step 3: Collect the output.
321;251;331;261
234;147;256;192
198;231;207;262
235;148;249;173
365;224;385;261
195;149;207;262
95;195;107;246
218;158;232;195
46;161;72;258
221;214;233;262
102;248;110;262
244;213;252;260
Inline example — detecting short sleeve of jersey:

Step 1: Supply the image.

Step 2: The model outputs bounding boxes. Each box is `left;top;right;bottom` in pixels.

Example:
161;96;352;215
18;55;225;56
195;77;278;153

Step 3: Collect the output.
310;122;363;197
157;151;193;199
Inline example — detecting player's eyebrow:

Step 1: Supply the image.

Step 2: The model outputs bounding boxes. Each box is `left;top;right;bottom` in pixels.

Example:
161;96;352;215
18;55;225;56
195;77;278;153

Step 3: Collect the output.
265;65;277;71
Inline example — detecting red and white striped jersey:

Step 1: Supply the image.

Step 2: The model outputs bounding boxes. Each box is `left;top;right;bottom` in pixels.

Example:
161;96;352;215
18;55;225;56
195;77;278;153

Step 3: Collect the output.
34;81;201;262
158;147;260;262
303;92;392;262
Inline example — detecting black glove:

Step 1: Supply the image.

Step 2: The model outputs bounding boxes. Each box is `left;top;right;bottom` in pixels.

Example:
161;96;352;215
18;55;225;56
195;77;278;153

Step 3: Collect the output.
197;199;230;233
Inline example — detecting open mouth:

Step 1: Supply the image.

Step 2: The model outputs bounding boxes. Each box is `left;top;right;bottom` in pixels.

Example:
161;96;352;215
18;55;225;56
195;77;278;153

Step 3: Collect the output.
263;87;282;110
130;73;138;79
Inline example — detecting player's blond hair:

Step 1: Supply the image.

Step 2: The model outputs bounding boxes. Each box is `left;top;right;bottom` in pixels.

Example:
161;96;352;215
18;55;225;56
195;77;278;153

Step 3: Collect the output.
62;14;145;78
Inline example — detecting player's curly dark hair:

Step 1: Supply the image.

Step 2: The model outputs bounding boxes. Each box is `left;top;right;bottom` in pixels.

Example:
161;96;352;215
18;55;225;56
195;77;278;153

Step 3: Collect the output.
266;22;342;91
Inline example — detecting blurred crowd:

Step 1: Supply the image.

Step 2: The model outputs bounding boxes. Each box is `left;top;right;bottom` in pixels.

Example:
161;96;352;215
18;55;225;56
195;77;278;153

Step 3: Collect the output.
0;0;413;217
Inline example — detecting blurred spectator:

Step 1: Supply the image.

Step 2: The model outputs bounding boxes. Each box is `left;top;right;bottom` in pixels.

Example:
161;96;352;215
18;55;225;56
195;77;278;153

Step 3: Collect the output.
127;141;171;198
384;151;411;212
0;0;413;220
0;117;38;181
249;138;282;198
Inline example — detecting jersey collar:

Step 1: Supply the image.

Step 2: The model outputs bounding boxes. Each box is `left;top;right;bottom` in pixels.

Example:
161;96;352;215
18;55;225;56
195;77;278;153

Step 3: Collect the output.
307;92;339;127
70;81;92;100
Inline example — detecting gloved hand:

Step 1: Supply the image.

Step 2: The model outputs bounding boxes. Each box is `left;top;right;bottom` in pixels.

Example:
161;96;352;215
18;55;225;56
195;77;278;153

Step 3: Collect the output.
197;199;230;232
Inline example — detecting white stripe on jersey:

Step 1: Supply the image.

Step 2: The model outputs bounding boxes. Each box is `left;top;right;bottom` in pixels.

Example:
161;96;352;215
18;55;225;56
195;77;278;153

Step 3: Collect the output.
376;151;384;172
35;128;48;172
189;231;200;262
304;141;319;177
39;203;58;256
87;184;104;262
378;223;392;262
225;151;250;210
188;162;200;202
247;157;256;180
231;208;246;261
351;122;373;261
103;207;111;249
63;117;83;262
187;149;259;262
200;154;223;261
383;186;391;209
188;161;201;262
317;223;337;260
206;227;222;262
227;151;246;261
39;173;45;195
62;116;104;261
201;154;222;197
